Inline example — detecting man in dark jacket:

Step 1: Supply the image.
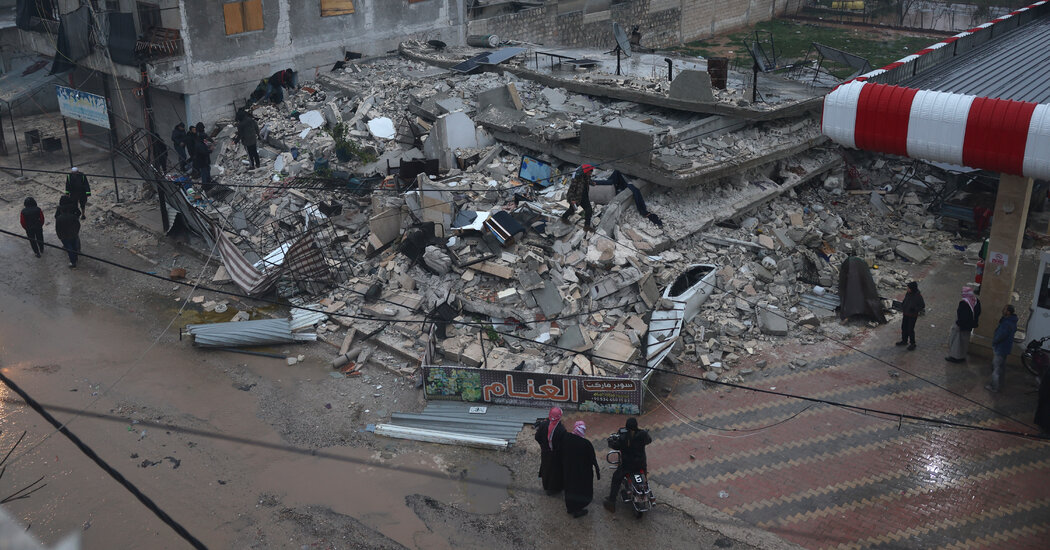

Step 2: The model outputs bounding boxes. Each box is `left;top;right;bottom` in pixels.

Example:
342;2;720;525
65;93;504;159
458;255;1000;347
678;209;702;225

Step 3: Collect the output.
946;286;981;362
55;196;82;268
604;417;652;512
171;123;187;170
562;164;595;231
65;167;91;220
237;112;261;169
193;125;213;190
896;281;925;350
987;304;1019;393
19;197;45;257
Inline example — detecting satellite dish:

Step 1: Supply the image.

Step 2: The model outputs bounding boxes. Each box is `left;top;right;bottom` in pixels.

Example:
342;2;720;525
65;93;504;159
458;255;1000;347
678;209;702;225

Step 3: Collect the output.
613;22;632;58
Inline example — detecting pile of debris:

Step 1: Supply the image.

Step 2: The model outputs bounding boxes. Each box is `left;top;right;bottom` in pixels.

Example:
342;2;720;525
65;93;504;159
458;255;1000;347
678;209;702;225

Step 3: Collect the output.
171;49;979;387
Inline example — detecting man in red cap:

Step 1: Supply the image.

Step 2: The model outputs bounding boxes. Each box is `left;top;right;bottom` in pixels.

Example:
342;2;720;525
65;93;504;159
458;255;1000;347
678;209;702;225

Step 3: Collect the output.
562;164;595;231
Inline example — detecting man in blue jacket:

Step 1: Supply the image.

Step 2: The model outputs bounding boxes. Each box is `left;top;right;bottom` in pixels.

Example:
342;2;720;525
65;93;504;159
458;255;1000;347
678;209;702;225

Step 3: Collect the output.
987;304;1018;393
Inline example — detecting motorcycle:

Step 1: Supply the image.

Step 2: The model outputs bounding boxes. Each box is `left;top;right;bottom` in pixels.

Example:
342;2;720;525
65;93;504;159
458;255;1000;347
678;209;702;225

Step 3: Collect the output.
606;450;655;519
1021;335;1050;380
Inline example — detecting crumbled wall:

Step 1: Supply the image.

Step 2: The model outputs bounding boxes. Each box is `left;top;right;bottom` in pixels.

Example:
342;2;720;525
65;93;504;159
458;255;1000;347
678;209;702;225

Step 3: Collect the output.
467;0;789;49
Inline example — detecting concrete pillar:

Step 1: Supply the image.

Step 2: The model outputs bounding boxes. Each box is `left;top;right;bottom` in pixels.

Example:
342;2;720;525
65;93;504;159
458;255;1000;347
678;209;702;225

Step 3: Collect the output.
972;173;1033;349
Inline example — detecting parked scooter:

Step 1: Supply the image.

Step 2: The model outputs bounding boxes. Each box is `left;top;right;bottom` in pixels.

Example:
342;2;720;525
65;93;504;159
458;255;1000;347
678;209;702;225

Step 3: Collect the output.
1022;335;1050;380
605;449;655;518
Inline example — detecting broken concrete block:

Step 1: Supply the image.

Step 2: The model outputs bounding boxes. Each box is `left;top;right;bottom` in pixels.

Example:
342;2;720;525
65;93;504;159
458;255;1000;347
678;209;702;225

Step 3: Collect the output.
579;123;653;164
533;280;565;318
368;207;402;247
758;307;789;336
669;70;715;103
423;246;452;275
592;331;638;374
559;325;593;352
895;243;931;263
497;288;519;303
573;354;593;376
471;261;514;279
758;234;776;250
213;265;232;284
477;83;524;111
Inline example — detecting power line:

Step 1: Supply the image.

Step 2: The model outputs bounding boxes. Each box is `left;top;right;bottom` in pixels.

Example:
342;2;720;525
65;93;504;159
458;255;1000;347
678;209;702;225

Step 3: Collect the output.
0;371;208;549
0;228;1043;443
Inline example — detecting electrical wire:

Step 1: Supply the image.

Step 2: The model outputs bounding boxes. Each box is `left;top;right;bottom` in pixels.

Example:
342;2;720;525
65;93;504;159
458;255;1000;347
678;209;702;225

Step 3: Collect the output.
0;228;1044;443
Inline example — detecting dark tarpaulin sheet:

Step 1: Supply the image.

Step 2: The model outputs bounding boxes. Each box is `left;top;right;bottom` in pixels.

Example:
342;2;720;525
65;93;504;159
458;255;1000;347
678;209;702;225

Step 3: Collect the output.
50;6;93;75
837;256;887;324
108;12;137;66
15;0;51;30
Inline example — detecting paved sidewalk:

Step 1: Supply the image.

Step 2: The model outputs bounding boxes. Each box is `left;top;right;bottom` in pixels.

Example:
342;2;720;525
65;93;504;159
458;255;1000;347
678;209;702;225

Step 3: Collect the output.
583;255;1049;550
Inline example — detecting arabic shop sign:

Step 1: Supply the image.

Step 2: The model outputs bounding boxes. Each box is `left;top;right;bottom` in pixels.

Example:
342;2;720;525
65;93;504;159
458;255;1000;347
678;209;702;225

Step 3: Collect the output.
56;86;110;129
423;366;643;415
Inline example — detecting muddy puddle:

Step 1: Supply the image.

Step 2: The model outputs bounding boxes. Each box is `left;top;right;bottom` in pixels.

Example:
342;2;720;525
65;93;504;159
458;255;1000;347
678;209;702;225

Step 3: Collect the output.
459;460;511;514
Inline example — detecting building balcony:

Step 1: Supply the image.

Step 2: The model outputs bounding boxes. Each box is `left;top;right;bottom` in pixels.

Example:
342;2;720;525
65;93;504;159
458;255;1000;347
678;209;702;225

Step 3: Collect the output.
135;27;184;62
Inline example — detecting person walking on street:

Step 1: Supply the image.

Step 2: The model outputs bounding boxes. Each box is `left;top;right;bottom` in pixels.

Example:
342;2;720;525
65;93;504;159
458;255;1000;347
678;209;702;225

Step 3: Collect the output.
987;304;1018;393
946;286;981;362
562;164;595;232
171;123;187;170
534;407;566;496
65;167;91;220
237;111;261;169
55;197;82;268
19;197;46;258
562;421;600;518
896;281;925;351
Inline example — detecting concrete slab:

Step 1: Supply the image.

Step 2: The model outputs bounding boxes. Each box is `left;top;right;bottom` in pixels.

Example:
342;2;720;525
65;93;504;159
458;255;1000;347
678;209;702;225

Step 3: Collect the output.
477;83;524;111
669;70;715;103
896;242;931;263
533;280;565;318
758;306;789;336
579;123;653;164
558;324;593;352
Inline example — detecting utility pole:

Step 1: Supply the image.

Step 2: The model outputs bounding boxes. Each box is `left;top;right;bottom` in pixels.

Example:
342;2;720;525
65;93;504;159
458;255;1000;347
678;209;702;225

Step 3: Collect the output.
140;62;168;231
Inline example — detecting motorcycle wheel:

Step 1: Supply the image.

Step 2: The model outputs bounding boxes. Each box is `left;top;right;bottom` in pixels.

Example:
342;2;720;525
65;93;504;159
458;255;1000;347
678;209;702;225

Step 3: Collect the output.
1022;347;1045;378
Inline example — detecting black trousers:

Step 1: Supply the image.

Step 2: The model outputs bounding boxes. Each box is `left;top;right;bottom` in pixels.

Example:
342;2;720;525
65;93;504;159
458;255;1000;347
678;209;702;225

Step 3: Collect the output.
562;201;593;227
25;227;44;255
71;193;87;214
608;465;625;500
245;143;260;168
901;315;918;344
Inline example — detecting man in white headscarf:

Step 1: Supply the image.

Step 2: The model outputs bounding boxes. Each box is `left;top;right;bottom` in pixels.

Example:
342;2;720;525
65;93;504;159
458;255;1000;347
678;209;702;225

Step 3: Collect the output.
946;286;981;363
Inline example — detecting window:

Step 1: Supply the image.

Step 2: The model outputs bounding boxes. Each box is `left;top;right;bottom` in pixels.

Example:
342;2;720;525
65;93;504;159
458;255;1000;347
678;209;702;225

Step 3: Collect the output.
321;0;354;16
137;2;161;33
224;0;264;35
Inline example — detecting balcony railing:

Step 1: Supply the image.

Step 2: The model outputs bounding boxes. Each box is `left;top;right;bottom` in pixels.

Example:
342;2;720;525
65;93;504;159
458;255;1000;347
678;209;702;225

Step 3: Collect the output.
135;27;184;62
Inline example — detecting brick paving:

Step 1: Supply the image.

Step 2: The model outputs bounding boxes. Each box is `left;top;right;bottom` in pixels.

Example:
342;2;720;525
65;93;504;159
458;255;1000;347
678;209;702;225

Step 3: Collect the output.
581;258;1049;549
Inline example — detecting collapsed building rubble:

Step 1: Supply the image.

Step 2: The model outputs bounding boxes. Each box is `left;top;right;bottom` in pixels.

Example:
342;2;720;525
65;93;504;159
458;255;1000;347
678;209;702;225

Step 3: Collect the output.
161;45;984;411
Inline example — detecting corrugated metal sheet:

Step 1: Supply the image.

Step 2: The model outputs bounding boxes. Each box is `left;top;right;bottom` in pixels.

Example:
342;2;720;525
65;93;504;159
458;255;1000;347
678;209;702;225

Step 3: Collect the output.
386;401;546;443
800;292;841;312
185;318;303;347
290;304;327;331
904;17;1050;104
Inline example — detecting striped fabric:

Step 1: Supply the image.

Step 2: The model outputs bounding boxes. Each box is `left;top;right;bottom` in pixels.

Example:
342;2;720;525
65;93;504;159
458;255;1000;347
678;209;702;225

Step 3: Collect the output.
214;227;283;296
822;81;1050;179
821;1;1050;179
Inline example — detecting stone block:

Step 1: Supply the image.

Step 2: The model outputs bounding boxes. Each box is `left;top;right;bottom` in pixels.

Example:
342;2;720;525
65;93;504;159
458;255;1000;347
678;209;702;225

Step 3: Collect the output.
669;70;715;103
758;307;789;336
579;123;653;164
895;243;931;263
477;83;524;112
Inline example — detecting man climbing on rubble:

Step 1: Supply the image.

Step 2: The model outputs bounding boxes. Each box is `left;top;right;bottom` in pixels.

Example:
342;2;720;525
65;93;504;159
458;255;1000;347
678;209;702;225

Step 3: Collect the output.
562;164;595;232
264;68;296;104
236;109;261;169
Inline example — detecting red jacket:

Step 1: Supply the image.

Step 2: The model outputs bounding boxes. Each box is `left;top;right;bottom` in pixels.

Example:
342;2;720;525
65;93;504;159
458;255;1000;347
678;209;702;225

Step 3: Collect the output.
20;208;44;230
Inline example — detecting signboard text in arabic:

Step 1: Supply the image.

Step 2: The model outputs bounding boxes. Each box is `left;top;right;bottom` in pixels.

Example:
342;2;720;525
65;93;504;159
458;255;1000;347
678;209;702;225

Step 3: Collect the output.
56;86;110;129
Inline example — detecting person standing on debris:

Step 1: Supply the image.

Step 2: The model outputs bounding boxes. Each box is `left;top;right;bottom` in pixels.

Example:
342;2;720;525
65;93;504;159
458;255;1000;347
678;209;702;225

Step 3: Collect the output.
562;164;595;232
535;407;566;496
65;167;91;221
54;195;82;268
193;123;214;190
171;123;187;171
183;124;198;173
237;110;261;169
562;421;600;518
946;286;981;363
987;304;1018;393
19;197;46;258
896;281;925;351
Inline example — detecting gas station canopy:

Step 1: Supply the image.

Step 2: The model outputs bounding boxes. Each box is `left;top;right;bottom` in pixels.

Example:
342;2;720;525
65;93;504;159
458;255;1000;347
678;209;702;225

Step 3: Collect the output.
822;1;1050;180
